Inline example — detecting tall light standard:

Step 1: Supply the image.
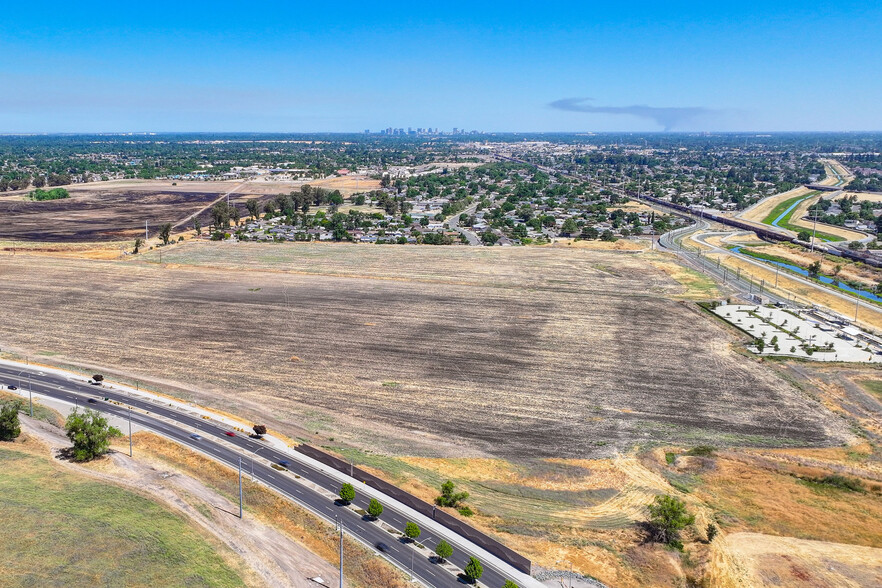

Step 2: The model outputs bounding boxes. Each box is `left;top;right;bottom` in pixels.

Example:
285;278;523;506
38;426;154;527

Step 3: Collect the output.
251;447;266;481
18;370;32;417
339;521;344;588
128;405;133;457
810;203;819;253
238;457;243;519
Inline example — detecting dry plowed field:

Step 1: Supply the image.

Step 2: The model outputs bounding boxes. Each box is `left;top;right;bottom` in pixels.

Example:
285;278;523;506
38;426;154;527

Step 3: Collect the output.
0;243;847;459
0;189;224;242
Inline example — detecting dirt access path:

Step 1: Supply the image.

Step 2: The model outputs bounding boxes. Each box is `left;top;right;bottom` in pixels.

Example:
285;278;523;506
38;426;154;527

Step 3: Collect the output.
172;180;248;230
19;416;338;588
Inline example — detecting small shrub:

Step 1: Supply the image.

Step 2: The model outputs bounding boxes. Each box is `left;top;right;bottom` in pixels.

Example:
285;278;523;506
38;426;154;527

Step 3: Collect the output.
685;445;715;457
807;474;864;492
458;506;474;517
706;523;718;542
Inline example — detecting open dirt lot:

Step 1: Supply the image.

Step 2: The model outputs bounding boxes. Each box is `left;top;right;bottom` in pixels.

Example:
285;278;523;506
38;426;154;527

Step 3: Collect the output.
838;191;882;203
0;243;847;461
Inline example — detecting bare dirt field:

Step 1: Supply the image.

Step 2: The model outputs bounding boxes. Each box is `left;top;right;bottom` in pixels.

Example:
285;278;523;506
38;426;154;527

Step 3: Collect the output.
0;176;381;243
0;189;227;242
0;243;847;462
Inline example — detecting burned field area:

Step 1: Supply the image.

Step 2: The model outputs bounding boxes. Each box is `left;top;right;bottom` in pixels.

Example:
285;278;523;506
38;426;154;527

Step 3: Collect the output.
0;244;848;459
0;189;222;242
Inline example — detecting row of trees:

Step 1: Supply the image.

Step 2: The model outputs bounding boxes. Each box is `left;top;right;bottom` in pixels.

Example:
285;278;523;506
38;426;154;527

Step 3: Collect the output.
338;480;500;584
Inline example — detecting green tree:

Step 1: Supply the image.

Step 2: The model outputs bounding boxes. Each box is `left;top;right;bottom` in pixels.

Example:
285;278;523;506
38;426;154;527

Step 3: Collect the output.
252;424;267;437
503;581;520;588
581;226;600;240
808;260;822;278
64;409;122;462
246;198;260;221
338;483;355;504
647;494;695;548
404;521;421;542
158;222;173;245
212;201;232;229
797;230;811;241
133;237;143;254
560;217;578;236
367;498;383;519
463;557;483;583
434;539;453;562
480;231;499;245
436;479;469;507
193;217;202;235
0;400;23;441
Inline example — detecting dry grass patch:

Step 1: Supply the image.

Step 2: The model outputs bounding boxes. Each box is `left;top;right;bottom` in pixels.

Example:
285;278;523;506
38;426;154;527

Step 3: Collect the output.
723;532;882;587
694;455;882;548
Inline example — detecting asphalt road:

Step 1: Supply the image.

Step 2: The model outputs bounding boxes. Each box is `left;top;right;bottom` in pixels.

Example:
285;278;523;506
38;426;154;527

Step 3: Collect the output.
446;204;480;245
0;364;523;588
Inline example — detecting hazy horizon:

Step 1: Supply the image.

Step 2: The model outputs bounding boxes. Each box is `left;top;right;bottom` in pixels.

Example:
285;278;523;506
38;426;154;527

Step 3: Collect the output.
2;1;880;133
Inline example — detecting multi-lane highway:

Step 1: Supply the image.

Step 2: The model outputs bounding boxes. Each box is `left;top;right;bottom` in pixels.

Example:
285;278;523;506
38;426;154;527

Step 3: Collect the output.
0;363;533;588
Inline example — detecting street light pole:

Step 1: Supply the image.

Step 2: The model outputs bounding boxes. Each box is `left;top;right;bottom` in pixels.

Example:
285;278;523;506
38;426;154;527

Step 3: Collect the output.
28;373;32;417
339;522;344;588
238;457;243;519
128;404;133;457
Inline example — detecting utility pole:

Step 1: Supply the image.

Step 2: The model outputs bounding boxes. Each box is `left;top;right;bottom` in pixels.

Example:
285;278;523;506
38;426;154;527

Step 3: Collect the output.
855;297;860;322
339;521;344;588
145;220;149;243
238;457;243;519
775;265;779;288
28;373;32;417
128;404;133;457
810;204;819;253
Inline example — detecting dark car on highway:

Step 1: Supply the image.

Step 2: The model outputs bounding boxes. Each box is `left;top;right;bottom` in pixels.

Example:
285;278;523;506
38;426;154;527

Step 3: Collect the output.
376;542;390;553
7;385;16;390
279;460;290;467
190;433;202;440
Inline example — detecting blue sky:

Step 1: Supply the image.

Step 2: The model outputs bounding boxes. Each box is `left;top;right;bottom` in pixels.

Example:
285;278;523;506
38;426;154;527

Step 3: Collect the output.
1;1;880;132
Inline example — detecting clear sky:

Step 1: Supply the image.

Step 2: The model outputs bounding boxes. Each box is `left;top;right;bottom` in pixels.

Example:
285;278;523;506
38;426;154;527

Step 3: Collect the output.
1;1;880;133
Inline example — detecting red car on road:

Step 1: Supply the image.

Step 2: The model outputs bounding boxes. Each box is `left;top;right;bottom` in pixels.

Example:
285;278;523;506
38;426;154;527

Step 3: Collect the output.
225;431;236;437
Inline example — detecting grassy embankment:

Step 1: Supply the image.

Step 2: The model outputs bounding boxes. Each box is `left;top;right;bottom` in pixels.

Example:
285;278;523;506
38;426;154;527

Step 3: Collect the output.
733;246;882;307
760;191;844;242
0;445;245;588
